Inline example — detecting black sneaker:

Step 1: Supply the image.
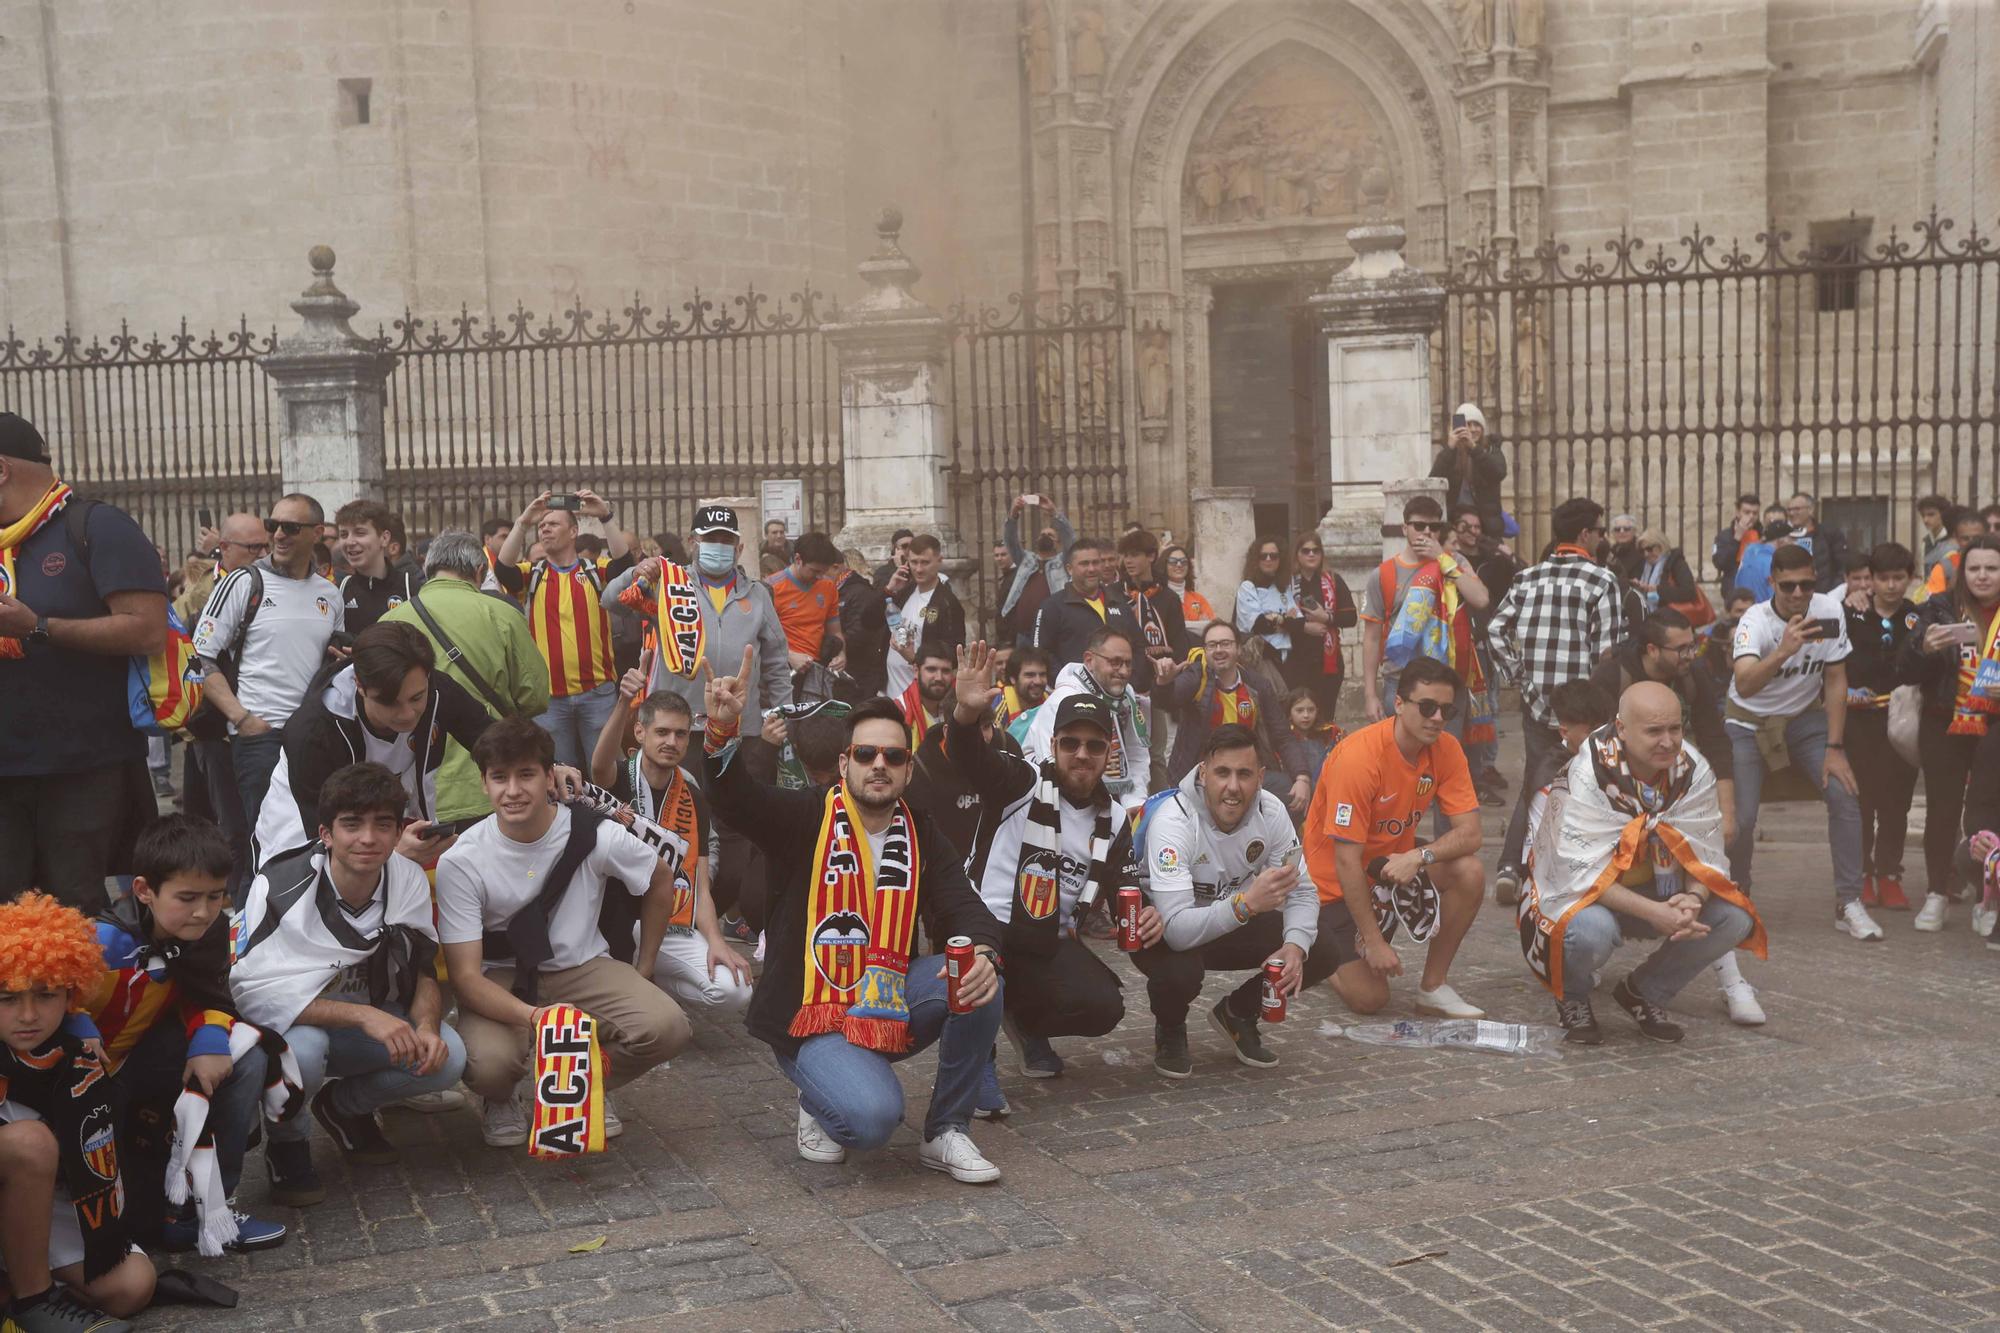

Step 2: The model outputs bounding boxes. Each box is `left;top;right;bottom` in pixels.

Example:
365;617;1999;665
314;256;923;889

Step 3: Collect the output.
265;1137;325;1208
1494;866;1524;907
1153;1023;1192;1079
1003;1017;1064;1078
311;1081;399;1165
1554;996;1602;1045
1612;978;1684;1043
719;913;755;945
1206;997;1279;1069
5;1286;132;1333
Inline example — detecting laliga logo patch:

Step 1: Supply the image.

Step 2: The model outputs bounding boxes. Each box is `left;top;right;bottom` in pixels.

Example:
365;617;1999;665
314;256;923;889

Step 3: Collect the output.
1155;846;1180;872
1334;802;1354;829
811;910;870;992
80;1105;118;1182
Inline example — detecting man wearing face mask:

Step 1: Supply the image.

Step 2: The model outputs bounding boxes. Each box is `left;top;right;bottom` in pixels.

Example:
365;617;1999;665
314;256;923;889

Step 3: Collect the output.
1002;495;1073;646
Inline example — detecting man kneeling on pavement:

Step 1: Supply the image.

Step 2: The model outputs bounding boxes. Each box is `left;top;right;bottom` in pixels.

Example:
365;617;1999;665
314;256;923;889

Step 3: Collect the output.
1520;681;1768;1044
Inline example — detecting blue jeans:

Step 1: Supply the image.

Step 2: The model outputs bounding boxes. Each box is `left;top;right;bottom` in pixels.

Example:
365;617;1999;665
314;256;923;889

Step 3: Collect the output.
536;682;619;770
1561;896;1755;1005
775;955;1004;1147
1727;707;1862;904
231;728;286;850
270;1004;468;1142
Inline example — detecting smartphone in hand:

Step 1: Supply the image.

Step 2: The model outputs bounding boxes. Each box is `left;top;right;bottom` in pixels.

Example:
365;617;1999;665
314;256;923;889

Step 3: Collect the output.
1809;618;1843;641
545;494;584;512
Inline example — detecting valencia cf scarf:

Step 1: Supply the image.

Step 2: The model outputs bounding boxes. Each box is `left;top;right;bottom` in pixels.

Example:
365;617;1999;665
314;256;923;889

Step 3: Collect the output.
1950;606;2000;736
0;480;70;660
634;560;706;680
899;681;940;745
529;1004;607;1158
793;785;921;1053
0;1034;125;1279
573;769;698;932
165;1022;305;1257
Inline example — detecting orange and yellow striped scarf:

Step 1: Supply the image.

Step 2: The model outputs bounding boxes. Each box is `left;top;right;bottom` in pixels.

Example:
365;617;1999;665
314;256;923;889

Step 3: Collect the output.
529;1004;607;1157
649;560;707;680
899;680;940;745
793;785;922;1053
1950;605;2000;736
0;480;71;660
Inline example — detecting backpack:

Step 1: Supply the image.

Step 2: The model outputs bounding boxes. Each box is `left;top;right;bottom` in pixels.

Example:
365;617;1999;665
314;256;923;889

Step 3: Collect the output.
60;500;210;736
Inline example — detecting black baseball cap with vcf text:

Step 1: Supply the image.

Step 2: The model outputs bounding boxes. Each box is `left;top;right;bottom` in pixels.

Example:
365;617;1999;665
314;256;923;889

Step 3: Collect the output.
693;504;740;537
0;413;49;463
1052;693;1114;737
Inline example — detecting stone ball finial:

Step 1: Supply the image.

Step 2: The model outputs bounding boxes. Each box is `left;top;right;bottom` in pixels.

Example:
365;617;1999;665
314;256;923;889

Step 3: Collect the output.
308;244;337;276
1359;168;1392;214
875;207;903;245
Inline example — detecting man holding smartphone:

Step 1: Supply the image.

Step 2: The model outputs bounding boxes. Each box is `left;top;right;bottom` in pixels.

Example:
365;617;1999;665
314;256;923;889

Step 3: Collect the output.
1727;542;1872;941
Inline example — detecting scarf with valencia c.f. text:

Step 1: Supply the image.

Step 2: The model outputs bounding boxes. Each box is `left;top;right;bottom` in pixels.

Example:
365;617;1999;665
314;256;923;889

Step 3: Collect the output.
794;784;922;1053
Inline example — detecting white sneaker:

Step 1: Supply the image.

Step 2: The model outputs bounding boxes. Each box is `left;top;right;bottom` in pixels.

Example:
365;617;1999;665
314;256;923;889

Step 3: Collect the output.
480;1093;528;1148
1721;981;1767;1026
1972;904;1997;939
1914;893;1949;932
392;1088;467;1114
1837;900;1886;941
602;1098;623;1140
919;1127;1001;1184
1414;983;1485;1019
796;1103;845;1164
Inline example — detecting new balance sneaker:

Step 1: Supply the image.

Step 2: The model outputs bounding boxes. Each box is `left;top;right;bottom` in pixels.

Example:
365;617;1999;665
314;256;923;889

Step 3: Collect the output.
919;1128;1000;1184
1153;1023;1192;1079
1914;893;1949;932
480;1092;529;1148
1875;875;1912;910
265;1137;324;1208
3;1287;132;1333
1611;978;1684;1043
1837;900;1886;941
1415;983;1485;1019
312;1082;398;1165
973;1057;1010;1120
159;1200;288;1253
1493;866;1523;907
1003;1017;1063;1079
719;913;755;946
1207;998;1279;1068
1554;996;1602;1046
796;1102;845;1164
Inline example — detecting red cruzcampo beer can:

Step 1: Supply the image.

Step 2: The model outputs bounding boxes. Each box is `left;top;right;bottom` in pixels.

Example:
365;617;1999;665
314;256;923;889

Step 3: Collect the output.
945;936;977;1013
1116;887;1144;952
1260;958;1287;1022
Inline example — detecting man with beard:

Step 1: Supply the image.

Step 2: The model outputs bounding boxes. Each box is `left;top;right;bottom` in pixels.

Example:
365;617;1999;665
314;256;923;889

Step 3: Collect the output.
1031;538;1157;687
703;647;1008;1183
947;642;1135;1083
993;646;1051;738
899;641;956;747
1026;625;1160;817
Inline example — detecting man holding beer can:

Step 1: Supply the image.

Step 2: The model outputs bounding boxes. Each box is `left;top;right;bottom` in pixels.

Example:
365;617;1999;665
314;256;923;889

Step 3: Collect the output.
1131;724;1334;1078
947;642;1138;1085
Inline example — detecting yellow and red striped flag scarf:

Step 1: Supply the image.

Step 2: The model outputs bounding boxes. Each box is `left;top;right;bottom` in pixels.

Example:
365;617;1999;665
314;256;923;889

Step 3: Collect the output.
529;1004;607;1158
792;785;922;1053
0;480;71;660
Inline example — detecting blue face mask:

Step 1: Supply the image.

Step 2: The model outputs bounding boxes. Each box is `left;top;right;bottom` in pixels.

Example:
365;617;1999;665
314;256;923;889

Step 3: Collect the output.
697;542;737;576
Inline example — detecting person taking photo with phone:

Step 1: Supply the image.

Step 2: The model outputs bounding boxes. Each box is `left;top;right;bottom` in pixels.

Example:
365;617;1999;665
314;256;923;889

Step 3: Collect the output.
1897;534;2000;930
1727;542;1871;940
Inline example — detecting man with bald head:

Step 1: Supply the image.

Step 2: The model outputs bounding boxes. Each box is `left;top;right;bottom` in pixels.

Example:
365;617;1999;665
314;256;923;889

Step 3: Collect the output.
1518;681;1766;1045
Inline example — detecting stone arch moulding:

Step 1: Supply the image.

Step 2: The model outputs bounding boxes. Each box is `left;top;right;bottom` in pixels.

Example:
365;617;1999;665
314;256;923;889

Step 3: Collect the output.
1108;1;1462;531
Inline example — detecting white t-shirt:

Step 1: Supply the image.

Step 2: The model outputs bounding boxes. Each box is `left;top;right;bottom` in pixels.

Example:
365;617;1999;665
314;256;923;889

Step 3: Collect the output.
1727;592;1852;720
885;583;938;699
434;807;661;972
191;560;344;731
321;878;388;1002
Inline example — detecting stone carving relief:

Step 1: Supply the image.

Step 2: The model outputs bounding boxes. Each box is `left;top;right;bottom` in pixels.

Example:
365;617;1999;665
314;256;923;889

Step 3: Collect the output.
1501;0;1544;52
1024;0;1056;98
1138;325;1172;419
1451;0;1491;54
1181;60;1398;226
1514;304;1549;403
1072;3;1109;85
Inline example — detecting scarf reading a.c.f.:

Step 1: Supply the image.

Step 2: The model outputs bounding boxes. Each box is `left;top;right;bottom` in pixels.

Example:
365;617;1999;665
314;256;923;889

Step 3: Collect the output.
0;480;71;660
621;560;706;680
794;785;922;1053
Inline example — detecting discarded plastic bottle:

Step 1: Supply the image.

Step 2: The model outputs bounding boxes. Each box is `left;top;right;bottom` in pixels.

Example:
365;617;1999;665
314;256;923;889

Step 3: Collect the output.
1342;1019;1566;1059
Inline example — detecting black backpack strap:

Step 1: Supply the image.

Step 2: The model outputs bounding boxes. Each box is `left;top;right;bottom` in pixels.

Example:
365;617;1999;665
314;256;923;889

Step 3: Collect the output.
236;846;322;960
61;497;100;567
483;808;605;1004
408;586;514;718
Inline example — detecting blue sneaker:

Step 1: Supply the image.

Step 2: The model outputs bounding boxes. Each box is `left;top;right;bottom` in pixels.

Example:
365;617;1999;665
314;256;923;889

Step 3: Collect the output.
972;1056;1010;1120
160;1201;288;1253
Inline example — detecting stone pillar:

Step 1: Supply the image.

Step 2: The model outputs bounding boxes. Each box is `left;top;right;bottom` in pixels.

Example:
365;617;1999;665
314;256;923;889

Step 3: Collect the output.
1307;206;1447;601
258;246;396;515
1190;486;1255;627
826;208;959;565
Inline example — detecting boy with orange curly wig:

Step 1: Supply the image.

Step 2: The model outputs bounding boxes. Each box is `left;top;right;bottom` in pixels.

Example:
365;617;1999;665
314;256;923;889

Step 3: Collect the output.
0;893;155;1333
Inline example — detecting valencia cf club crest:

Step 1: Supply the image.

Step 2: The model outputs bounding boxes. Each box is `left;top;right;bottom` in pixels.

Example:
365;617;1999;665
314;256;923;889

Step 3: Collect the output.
80;1105;118;1182
1018;848;1062;920
1415;774;1436;799
811;910;870;993
670;870;697;924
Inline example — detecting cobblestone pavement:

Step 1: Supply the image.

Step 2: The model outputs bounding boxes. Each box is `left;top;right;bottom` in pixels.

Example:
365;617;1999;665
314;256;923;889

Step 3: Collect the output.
149;793;2000;1331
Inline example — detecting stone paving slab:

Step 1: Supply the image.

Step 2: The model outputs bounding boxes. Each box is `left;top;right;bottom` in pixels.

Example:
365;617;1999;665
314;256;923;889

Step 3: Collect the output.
141;794;2000;1330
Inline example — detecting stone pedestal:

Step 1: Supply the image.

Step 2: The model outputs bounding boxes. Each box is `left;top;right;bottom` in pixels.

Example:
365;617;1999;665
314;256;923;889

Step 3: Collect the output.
1190;486;1255;626
826;208;959;565
258;246;396;515
1307;218;1447;601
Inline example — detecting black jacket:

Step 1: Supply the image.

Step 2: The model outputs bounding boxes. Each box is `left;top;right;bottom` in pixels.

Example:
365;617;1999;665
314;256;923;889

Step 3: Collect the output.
1796;524;1849;594
1162;663;1294;785
836;569;889;698
1109;578;1189;662
1641;550;1699;606
1845;597;1917;697
339;567;425;634
1897;596;1990;719
889;578;968;663
1428;438;1508;533
1029;586;1159;691
1588;640;1734;781
706;744;1001;1056
907;723;1021;858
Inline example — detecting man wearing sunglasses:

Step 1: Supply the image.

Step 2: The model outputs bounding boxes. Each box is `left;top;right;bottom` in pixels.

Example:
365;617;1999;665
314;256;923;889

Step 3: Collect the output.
1359;494;1489;727
703;647;1010;1184
1303;657;1488;1022
1024;624;1156;817
193;492;343;847
1728;542;1873;941
947;642;1133;1084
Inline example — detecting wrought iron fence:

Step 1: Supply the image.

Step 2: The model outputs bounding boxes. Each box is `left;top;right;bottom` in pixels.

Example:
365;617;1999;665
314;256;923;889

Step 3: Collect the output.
1439;213;2000;569
0;321;280;561
947;289;1132;636
377;287;843;548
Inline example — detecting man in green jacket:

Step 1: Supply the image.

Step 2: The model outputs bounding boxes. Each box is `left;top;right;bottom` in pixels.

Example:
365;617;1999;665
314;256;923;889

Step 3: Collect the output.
383;530;551;824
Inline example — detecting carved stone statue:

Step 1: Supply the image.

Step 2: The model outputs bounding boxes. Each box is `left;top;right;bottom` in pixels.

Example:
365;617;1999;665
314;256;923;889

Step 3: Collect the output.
1024;1;1055;97
1501;0;1544;51
1138;327;1172;420
1181;60;1399;226
1071;4;1108;84
1514;308;1549;403
1452;0;1493;54
1035;341;1066;434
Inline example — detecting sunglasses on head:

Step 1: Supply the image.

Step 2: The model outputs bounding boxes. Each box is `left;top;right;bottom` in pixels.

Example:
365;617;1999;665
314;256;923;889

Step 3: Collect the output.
1056;735;1110;757
846;744;912;768
263;518;308;537
1401;697;1457;720
1773;579;1816;594
1406;521;1443;534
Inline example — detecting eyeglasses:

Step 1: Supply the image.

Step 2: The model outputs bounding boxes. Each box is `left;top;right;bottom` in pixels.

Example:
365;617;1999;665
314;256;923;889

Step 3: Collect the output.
263;518;308;537
1401;697;1458;720
221;538;270;554
1258;550;1282;562
1055;735;1110;757
1773;579;1816;594
1296;546;1322;556
1406;521;1443;534
846;744;912;767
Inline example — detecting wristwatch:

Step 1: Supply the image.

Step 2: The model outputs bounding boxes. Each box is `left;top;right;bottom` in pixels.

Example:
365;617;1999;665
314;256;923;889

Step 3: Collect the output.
1419;847;1436;867
24;615;49;646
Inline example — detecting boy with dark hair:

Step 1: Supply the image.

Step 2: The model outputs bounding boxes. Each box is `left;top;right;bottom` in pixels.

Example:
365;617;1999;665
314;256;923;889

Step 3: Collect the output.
1846;542;1919;912
766;532;847;676
233;763;465;1206
0;893;159;1333
79;815;287;1254
995;646;1053;737
334;499;422;632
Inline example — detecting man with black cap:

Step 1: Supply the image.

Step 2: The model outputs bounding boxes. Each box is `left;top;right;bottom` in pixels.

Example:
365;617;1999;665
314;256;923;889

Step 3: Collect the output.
0;412;169;912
